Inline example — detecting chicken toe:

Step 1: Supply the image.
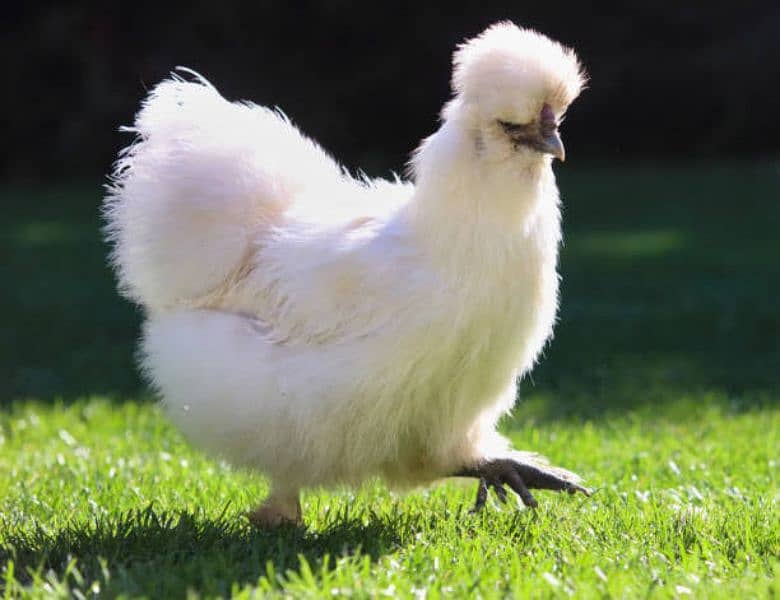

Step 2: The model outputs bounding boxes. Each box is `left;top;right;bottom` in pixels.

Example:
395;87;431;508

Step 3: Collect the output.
455;457;590;511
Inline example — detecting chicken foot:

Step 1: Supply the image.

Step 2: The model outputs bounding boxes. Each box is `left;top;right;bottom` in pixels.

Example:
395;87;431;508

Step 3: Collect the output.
245;489;302;528
455;457;590;511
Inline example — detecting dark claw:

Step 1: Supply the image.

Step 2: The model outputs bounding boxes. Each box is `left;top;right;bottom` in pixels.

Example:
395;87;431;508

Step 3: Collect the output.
514;463;590;496
502;468;538;508
455;457;588;511
491;480;508;504
471;477;489;512
470;478;509;512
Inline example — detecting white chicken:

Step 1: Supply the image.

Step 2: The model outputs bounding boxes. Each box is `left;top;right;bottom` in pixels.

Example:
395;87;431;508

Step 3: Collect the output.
105;22;589;526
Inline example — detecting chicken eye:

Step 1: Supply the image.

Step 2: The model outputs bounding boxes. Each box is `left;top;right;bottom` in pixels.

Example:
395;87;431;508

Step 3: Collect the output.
498;120;533;135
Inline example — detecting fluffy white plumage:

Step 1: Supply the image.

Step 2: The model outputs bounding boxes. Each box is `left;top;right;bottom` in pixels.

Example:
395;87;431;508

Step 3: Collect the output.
105;22;587;525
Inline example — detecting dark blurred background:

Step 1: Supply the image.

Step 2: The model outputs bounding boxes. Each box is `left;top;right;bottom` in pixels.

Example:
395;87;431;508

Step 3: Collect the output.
3;2;780;181
2;4;779;404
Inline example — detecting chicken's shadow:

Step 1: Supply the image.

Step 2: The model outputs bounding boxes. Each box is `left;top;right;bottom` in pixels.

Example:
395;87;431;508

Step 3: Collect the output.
2;505;409;595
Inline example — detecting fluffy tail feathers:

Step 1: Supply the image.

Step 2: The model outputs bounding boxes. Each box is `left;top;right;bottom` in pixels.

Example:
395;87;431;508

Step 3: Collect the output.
103;70;342;313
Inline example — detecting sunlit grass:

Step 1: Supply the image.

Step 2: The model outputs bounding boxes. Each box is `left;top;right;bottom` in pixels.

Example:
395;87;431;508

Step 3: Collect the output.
0;399;777;597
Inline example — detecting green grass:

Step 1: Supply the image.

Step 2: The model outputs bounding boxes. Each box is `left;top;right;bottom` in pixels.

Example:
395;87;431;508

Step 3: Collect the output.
1;164;778;597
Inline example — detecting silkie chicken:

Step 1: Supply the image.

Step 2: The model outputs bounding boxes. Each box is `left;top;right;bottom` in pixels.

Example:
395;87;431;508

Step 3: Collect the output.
105;22;589;527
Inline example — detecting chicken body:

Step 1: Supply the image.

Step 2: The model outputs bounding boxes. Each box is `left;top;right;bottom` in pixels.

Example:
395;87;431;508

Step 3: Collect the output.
105;23;588;525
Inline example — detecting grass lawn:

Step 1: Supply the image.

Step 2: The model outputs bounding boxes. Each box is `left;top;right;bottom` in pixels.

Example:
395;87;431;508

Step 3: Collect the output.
1;164;778;597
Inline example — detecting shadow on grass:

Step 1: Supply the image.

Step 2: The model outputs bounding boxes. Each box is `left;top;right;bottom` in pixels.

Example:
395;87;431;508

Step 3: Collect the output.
0;505;412;596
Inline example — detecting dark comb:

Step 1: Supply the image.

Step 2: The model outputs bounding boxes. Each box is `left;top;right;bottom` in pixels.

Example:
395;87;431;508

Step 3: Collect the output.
540;104;557;134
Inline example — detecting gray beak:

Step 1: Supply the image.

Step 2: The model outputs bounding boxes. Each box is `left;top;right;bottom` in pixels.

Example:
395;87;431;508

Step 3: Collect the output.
538;129;566;162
